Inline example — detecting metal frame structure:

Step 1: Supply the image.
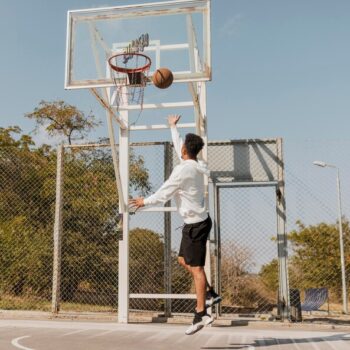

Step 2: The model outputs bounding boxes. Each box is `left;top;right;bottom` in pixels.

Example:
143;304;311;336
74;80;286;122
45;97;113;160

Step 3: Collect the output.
210;138;289;320
114;82;210;322
63;0;291;323
52;138;289;319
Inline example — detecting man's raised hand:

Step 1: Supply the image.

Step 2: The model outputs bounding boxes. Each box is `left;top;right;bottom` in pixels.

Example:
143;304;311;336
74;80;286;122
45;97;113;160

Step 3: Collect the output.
168;114;181;127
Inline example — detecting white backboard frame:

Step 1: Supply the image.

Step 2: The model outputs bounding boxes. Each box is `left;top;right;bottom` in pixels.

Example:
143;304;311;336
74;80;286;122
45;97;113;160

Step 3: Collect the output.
65;0;211;89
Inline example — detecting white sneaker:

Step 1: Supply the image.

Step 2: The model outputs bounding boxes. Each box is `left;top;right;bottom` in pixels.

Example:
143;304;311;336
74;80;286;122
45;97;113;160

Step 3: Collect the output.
185;311;214;335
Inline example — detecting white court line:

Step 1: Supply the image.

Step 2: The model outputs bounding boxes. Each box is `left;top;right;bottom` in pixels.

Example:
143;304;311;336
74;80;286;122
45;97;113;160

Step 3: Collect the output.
60;329;91;337
11;336;35;350
87;330;115;338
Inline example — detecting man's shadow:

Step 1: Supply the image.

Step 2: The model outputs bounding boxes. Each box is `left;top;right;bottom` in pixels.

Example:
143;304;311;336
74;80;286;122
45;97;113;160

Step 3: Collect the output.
201;332;350;349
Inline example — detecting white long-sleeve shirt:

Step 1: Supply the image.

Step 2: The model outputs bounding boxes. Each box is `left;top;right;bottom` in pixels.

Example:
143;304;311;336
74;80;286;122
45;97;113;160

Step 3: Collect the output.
143;126;210;224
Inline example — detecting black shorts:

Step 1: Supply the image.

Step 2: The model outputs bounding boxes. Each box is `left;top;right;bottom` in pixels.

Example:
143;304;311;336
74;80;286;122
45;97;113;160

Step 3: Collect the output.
178;216;212;267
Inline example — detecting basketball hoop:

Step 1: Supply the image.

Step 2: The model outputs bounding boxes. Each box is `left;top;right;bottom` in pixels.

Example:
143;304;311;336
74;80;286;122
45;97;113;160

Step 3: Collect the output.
108;53;152;111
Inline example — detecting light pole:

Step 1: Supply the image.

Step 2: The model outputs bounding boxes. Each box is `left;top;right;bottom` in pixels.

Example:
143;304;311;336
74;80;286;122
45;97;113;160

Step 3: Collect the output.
313;160;348;314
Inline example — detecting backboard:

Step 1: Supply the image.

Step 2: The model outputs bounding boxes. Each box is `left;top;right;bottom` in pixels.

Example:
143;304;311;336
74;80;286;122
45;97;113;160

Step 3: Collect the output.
65;0;211;89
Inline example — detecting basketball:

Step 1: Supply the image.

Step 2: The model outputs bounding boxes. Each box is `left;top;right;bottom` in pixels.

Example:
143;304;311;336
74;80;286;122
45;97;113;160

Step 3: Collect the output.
152;68;174;89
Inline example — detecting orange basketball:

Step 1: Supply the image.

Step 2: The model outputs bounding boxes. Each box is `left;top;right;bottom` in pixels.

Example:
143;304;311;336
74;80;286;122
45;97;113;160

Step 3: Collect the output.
152;68;174;89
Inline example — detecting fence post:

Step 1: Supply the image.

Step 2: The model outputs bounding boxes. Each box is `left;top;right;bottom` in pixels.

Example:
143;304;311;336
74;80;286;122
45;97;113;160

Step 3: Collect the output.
52;144;64;314
213;184;221;317
164;142;173;317
276;138;289;320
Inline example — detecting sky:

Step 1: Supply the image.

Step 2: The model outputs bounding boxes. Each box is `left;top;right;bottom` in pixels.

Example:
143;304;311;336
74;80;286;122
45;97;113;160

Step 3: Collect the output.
1;0;350;274
1;0;349;143
1;0;350;231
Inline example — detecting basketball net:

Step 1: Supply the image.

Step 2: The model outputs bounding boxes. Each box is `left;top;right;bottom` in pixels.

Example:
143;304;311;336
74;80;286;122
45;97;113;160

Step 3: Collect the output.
108;52;151;114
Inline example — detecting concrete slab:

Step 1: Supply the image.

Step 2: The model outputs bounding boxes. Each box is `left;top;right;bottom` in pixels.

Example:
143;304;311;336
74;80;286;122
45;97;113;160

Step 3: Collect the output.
0;319;349;350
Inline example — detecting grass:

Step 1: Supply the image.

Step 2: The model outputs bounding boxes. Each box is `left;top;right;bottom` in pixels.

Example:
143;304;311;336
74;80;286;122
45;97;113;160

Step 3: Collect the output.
0;294;51;311
1;294;346;317
0;294;115;313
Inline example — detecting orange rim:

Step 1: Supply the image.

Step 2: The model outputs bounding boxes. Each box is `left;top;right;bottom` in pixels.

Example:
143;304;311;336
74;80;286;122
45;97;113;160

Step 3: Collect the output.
108;53;152;74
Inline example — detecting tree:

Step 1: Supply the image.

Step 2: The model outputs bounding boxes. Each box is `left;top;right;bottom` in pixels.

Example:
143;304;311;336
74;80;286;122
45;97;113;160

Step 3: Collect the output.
221;241;262;308
0;127;55;298
129;228;165;293
25;100;100;144
0;126;153;306
56;146;152;303
259;220;350;302
259;259;279;293
0;126;35;149
214;240;277;312
128;228;193;311
288;220;350;300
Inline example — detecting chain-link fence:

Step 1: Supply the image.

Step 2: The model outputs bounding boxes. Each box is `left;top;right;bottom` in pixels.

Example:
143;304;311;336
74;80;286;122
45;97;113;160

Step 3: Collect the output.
214;185;279;316
285;140;350;319
55;142;195;315
208;139;286;318
1;138;349;321
58;145;120;313
0;145;56;311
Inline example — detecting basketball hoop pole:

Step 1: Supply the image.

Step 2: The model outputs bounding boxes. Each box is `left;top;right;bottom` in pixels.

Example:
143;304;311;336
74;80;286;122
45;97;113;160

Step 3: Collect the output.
99;84;130;324
106;111;126;213
90;88;127;129
115;94;130;324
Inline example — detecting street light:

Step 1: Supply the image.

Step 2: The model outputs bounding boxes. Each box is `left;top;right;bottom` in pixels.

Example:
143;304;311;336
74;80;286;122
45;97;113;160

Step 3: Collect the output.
313;160;348;314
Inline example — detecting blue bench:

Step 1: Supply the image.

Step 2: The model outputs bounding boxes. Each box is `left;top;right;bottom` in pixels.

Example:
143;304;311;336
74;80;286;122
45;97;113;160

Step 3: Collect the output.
301;288;329;313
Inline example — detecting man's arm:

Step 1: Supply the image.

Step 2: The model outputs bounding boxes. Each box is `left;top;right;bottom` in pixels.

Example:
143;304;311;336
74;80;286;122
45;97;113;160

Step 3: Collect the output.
129;166;182;209
168;114;183;160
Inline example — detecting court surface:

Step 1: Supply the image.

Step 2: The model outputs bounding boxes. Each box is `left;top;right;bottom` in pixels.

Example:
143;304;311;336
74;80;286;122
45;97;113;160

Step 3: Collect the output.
0;319;349;350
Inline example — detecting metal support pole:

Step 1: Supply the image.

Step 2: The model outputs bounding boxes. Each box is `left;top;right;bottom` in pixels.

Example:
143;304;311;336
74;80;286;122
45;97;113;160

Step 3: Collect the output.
313;161;348;314
164;142;173;317
52;144;64;314
196;81;212;295
106;112;126;213
276;138;289;320
336;169;348;314
117;108;130;323
213;184;221;317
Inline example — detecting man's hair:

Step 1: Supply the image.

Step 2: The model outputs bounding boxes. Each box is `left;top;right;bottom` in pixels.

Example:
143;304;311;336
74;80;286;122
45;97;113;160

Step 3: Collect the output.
184;133;204;158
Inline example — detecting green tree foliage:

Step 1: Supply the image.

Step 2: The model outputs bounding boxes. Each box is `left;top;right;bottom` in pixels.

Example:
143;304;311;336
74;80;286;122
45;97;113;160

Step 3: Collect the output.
259;220;350;302
259;259;279;293
0;124;167;308
129;228;165;294
25;100;100;144
288;220;350;300
59;147;151;303
0;127;55;297
129;228;192;311
0;219;52;297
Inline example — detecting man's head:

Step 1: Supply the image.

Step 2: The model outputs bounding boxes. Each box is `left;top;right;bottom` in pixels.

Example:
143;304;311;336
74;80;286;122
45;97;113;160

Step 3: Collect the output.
181;133;204;160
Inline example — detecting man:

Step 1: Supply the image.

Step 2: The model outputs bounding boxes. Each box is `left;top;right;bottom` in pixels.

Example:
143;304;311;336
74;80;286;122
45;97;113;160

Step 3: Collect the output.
130;115;221;335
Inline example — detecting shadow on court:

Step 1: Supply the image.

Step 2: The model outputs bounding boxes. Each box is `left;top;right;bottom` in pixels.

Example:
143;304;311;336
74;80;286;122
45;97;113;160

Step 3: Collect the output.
201;332;350;349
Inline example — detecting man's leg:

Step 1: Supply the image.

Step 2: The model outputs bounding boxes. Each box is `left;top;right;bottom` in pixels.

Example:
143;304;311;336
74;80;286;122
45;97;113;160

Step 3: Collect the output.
184;264;214;335
178;257;222;310
191;266;207;312
178;257;211;289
